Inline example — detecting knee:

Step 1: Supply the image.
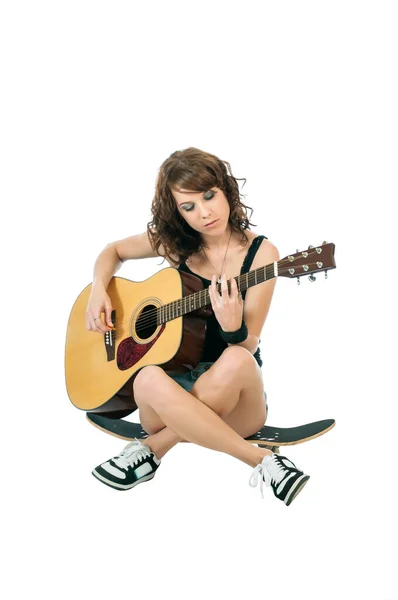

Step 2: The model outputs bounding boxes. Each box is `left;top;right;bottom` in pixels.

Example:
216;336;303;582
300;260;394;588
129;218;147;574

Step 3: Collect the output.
210;347;259;391
221;346;257;372
133;365;164;396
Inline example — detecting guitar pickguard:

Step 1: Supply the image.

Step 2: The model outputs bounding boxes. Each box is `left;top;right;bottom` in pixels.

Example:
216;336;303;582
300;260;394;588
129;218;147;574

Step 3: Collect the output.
116;323;166;370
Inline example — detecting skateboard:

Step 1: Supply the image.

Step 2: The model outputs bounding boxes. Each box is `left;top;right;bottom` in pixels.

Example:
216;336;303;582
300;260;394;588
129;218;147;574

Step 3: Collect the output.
86;413;335;451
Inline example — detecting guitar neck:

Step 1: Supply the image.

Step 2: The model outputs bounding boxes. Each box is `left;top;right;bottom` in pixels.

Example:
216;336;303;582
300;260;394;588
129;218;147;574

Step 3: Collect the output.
158;262;277;324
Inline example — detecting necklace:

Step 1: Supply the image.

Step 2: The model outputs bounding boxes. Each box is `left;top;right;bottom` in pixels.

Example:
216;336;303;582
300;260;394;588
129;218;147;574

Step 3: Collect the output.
201;230;233;283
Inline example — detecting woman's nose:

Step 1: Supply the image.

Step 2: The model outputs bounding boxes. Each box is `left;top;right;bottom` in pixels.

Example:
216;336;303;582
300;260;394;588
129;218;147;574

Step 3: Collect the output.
199;205;212;218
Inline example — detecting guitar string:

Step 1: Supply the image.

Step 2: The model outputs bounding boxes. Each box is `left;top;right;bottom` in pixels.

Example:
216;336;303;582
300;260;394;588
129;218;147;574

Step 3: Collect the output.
110;263;328;334
106;259;327;332
98;258;328;334
105;263;284;332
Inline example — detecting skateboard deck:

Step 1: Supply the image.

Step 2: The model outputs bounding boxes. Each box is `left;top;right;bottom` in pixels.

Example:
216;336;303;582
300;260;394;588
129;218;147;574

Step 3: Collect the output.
86;413;335;448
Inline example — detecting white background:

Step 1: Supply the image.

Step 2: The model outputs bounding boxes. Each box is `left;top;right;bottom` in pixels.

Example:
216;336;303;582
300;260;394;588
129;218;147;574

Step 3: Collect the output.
1;1;397;599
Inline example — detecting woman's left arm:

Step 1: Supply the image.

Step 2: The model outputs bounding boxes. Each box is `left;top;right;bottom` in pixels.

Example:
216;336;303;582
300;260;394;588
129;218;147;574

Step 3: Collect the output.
230;240;280;355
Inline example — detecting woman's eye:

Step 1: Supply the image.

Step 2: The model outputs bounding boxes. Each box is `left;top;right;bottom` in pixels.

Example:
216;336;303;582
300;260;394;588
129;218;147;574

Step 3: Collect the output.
183;191;215;211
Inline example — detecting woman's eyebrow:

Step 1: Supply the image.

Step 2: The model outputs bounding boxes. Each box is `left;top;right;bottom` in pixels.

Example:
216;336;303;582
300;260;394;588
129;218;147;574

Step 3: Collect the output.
177;190;208;205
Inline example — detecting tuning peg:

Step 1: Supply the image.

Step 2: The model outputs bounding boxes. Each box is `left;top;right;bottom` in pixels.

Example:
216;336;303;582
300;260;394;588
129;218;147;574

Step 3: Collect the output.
325;271;328;280
308;245;314;249
297;277;301;285
322;241;328;245
309;275;316;282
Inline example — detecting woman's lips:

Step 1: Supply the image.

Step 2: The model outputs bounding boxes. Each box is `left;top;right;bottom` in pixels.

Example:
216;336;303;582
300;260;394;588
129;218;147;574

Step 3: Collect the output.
204;220;218;227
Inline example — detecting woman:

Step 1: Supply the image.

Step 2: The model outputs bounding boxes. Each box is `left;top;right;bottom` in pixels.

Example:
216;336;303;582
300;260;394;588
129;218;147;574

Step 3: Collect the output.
86;147;309;506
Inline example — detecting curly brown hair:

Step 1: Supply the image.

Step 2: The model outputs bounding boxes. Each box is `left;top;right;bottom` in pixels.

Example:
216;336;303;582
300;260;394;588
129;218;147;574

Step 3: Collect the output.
147;147;256;265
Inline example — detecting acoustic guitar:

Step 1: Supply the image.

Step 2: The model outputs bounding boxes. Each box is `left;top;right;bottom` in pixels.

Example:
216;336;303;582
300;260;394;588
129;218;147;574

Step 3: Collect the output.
65;242;336;416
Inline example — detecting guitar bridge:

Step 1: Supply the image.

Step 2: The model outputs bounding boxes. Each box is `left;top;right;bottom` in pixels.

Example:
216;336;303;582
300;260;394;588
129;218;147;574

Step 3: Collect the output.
104;310;116;361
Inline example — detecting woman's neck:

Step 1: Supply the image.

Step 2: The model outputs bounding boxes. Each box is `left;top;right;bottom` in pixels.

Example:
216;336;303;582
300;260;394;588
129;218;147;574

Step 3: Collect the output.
201;226;234;252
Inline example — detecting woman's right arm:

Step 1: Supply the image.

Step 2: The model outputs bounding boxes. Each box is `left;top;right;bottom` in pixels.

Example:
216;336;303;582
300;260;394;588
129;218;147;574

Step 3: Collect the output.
86;231;161;333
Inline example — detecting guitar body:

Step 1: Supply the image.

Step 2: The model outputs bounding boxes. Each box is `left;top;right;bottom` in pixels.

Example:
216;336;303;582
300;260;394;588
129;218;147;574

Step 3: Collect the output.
65;269;212;414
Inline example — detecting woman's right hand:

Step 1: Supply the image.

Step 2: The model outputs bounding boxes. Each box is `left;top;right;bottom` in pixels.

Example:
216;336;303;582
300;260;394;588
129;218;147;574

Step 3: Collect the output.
86;285;114;333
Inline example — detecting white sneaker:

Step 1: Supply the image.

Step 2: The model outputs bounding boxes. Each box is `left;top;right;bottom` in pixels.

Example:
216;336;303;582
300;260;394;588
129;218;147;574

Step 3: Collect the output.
92;439;161;491
249;453;310;506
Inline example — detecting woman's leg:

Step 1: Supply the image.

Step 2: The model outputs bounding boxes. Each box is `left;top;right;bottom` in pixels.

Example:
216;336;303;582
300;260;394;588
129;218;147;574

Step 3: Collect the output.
135;347;270;467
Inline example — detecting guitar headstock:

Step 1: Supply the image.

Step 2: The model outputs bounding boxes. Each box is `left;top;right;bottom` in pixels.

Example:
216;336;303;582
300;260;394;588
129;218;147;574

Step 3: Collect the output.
278;242;336;282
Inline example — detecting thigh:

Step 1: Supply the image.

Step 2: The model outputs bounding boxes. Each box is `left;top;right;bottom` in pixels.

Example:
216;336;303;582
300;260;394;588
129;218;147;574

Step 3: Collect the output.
189;360;240;415
191;349;267;438
190;350;265;426
137;367;203;435
222;391;268;439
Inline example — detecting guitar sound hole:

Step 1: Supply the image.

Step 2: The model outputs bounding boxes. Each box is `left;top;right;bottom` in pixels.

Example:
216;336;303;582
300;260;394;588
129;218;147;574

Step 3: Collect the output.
136;304;158;340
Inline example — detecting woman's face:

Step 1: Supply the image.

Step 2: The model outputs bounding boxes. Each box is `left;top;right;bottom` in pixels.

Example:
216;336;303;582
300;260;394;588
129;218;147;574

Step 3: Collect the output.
172;186;230;235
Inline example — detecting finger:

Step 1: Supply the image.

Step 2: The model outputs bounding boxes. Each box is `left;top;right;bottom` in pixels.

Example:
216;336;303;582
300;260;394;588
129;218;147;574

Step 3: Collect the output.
105;306;113;327
230;277;241;298
91;309;112;332
86;310;95;330
220;273;229;296
87;317;97;332
211;274;219;296
92;316;108;333
209;276;217;304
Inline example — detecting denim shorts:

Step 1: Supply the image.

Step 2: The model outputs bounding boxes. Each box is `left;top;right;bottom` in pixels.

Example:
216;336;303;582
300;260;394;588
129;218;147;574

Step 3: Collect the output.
168;362;214;392
168;361;268;412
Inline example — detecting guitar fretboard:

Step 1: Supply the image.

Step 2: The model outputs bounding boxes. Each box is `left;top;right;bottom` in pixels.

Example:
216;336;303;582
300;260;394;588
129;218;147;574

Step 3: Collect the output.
158;262;277;324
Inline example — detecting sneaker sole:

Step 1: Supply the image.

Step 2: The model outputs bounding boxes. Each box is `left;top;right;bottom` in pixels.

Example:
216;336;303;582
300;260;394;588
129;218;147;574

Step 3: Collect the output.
284;474;310;506
91;469;156;491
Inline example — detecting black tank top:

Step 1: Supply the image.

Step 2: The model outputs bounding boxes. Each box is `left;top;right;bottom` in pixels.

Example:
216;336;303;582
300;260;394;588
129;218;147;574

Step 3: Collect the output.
178;234;267;367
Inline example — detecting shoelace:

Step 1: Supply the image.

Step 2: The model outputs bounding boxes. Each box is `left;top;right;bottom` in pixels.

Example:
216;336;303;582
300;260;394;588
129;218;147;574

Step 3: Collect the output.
248;456;287;498
112;439;151;471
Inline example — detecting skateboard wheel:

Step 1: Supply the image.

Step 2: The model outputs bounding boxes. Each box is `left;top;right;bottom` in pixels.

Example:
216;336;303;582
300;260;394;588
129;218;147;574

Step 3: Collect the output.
261;444;280;454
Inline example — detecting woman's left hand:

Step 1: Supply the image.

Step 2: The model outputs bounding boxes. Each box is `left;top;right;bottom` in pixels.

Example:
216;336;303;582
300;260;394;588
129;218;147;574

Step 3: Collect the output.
208;273;244;332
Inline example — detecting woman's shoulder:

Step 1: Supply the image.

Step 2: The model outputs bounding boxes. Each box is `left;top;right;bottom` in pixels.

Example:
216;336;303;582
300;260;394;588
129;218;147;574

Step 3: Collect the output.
252;234;279;262
243;231;278;255
239;230;276;246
